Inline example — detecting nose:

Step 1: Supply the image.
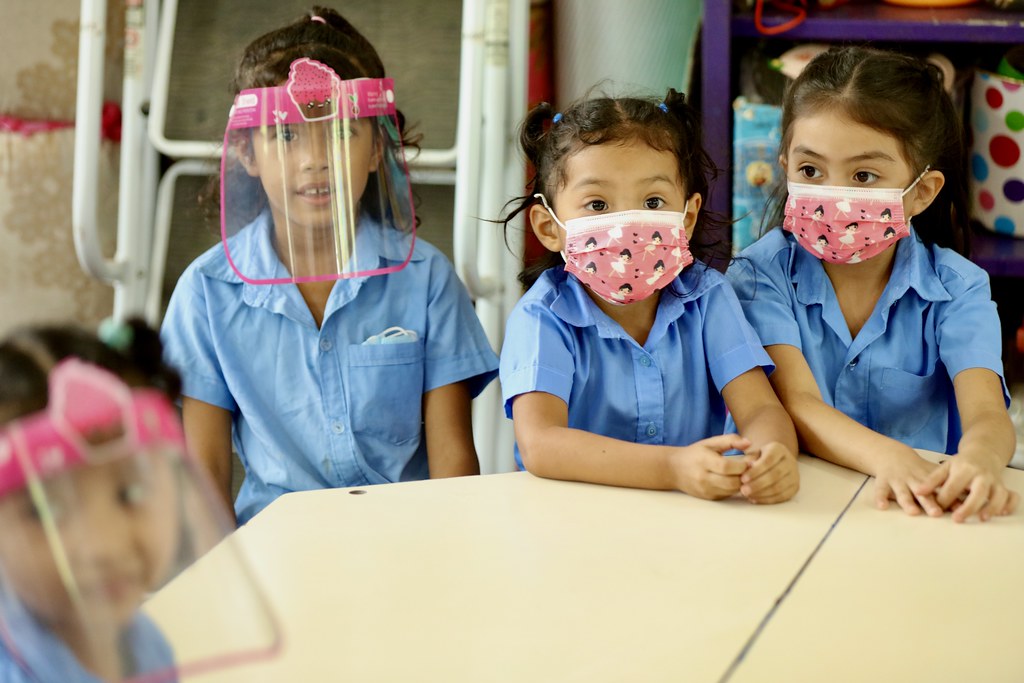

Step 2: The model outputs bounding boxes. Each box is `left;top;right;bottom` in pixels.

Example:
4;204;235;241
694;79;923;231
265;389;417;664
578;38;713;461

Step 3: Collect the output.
66;492;135;568
299;130;332;172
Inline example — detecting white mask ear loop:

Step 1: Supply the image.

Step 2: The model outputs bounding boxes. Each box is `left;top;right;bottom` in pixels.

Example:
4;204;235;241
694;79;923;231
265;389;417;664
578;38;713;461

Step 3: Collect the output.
900;164;931;198
533;193;570;263
533;193;568;230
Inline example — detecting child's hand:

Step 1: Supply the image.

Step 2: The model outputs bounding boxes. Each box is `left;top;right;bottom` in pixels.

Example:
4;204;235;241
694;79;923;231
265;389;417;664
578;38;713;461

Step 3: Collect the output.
873;446;943;517
669;434;752;501
912;453;1020;523
740;442;799;504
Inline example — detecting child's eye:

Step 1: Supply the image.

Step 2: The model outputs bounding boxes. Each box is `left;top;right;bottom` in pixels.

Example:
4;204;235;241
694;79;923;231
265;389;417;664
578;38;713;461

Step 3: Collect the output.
120;481;148;507
277;126;298;143
644;197;665;210
853;171;879;184
22;494;66;525
798;165;822;180
585;200;607;212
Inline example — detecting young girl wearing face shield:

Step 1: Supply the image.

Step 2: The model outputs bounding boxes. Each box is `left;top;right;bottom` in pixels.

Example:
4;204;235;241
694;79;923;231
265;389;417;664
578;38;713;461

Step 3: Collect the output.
498;91;799;503
727;47;1018;523
0;321;183;682
0;320;278;681
160;7;498;525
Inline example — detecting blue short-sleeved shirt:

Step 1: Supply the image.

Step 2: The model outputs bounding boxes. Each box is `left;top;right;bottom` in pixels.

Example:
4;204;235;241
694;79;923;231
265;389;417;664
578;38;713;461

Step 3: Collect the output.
161;212;499;523
499;266;774;467
0;596;175;682
727;227;1008;454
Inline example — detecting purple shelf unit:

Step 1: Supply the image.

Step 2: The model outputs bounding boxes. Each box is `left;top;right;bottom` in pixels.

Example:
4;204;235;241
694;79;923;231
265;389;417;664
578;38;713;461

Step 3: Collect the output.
734;3;1024;42
700;1;1024;275
972;228;1024;278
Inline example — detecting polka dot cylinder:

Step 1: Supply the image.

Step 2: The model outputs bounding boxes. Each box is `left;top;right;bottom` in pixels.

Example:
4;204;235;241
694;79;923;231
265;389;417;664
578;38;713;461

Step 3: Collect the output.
970;70;1024;237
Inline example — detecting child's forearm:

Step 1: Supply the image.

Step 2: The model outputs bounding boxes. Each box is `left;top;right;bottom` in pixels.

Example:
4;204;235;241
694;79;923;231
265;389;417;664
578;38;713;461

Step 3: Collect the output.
424;381;481;477
957;409;1015;470
181;397;236;513
428;447;482;477
783;390;916;476
951;368;1015;470
518;424;678;490
738;403;797;456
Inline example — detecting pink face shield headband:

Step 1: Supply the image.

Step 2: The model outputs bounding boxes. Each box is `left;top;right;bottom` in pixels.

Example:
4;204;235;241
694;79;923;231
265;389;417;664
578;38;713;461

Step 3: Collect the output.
0;358;185;498
226;63;397;129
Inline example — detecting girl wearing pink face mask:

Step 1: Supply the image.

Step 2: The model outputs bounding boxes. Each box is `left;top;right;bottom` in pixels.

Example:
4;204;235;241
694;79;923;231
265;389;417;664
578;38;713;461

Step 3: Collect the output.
498;90;799;504
728;47;1018;523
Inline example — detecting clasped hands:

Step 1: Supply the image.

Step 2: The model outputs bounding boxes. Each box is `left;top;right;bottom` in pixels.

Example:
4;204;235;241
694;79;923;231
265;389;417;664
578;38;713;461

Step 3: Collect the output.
874;448;1019;523
670;435;799;505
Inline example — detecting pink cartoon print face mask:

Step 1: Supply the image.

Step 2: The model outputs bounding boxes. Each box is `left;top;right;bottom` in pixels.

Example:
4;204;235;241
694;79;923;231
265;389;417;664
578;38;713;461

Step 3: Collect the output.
535;194;693;305
783;167;928;264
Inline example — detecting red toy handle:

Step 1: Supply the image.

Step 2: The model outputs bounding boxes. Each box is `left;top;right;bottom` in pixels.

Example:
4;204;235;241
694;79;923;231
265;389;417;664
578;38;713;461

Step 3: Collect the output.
754;0;808;35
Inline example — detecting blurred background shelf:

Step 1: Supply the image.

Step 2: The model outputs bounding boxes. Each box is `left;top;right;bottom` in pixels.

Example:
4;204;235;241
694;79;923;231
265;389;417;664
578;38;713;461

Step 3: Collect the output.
972;227;1024;278
733;1;1024;42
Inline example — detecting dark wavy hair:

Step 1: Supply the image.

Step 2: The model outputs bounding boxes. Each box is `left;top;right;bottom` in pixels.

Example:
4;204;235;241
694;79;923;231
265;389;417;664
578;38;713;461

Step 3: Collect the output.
502;88;725;290
0;319;181;426
766;46;971;256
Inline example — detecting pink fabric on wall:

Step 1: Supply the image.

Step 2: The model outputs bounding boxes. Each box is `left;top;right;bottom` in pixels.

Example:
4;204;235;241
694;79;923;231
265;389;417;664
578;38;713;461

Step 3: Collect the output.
0;115;73;136
0;102;121;141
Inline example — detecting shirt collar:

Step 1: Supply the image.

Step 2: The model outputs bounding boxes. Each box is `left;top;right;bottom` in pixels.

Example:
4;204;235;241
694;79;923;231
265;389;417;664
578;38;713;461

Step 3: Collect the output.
789;228;952;307
549;265;717;340
1;592;95;681
199;211;422;319
890;228;953;304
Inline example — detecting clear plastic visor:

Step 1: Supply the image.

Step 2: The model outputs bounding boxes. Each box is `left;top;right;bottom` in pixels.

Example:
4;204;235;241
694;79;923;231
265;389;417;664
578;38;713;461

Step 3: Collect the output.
220;62;415;284
0;361;278;681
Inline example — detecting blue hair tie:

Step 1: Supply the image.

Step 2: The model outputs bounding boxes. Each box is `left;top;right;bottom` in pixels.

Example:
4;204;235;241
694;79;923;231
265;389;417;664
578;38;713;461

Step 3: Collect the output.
98;317;133;353
657;103;669;113
552;112;563;124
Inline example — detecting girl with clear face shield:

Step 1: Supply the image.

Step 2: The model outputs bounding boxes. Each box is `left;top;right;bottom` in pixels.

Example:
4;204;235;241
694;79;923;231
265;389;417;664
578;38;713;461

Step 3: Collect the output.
160;6;498;525
728;47;1018;523
0;321;277;681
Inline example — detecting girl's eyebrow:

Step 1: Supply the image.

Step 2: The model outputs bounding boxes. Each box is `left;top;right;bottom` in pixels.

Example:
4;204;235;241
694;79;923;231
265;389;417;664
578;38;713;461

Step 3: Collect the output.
791;145;896;163
845;151;897;163
571;174;675;190
638;174;675;185
570;177;609;189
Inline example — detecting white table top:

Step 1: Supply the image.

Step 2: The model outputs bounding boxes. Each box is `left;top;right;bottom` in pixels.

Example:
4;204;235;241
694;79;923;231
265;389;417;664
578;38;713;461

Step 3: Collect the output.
727;454;1024;683
147;455;872;682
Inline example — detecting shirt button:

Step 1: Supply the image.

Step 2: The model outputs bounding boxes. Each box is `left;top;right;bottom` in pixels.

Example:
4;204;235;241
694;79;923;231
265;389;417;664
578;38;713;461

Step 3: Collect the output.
848;358;858;369
640;355;652;367
646;423;657;436
320;339;333;351
332;422;345;434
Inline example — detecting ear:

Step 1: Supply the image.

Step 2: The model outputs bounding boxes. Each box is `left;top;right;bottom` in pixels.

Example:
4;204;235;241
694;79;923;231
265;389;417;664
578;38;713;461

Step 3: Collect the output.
905;169;944;219
779;154;789;176
683;192;703;240
529;202;565;253
236;136;260;178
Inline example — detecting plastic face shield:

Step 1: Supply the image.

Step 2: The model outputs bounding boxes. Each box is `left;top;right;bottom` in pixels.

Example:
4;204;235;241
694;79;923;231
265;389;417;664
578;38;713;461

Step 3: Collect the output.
221;58;416;284
0;360;278;682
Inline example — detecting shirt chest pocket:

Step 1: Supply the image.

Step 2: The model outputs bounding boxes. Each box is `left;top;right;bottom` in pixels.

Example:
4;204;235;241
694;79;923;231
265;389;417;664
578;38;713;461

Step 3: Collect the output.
876;366;943;441
346;341;426;444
